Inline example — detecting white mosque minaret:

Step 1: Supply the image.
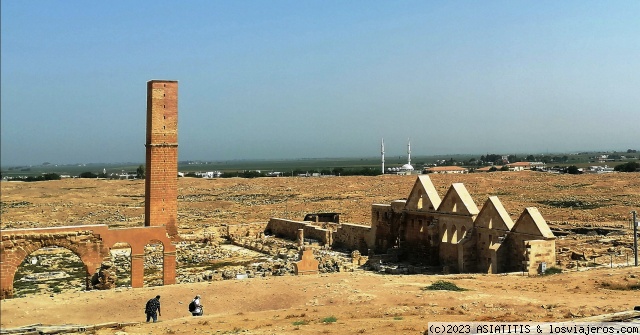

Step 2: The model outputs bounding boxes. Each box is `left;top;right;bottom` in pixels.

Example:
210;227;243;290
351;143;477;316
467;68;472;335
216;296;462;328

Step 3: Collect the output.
381;138;385;174
401;138;414;172
382;138;415;175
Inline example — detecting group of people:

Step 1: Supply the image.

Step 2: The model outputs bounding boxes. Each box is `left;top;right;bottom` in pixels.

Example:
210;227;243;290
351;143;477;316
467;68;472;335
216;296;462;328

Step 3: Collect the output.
144;294;204;323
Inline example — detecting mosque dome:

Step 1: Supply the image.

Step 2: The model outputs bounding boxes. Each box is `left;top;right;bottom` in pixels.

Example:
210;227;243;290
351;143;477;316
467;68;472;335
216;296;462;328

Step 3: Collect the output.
401;164;414;171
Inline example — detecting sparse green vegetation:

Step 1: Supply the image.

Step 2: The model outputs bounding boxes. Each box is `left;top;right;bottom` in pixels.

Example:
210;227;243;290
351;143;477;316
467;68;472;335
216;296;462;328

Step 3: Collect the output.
600;282;640;291
321;316;338;323
422;280;468;291
292;320;309;326
543;267;562;275
614;161;639;172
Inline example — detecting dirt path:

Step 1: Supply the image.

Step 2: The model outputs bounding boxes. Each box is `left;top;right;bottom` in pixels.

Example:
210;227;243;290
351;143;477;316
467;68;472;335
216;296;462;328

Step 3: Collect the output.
2;267;638;334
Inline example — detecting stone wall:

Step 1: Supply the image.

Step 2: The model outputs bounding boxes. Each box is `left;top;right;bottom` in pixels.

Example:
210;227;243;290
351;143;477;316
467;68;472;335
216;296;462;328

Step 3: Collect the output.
332;223;371;253
266;218;331;245
506;236;556;275
226;222;268;240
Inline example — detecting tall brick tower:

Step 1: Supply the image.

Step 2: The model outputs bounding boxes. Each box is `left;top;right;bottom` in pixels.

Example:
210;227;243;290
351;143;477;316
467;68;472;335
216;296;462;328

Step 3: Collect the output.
145;80;179;238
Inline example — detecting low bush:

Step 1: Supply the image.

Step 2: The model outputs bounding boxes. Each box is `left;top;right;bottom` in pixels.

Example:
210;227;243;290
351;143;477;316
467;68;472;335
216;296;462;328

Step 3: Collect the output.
543;267;563;275
321;316;337;323
600;282;640;291
422;280;468;291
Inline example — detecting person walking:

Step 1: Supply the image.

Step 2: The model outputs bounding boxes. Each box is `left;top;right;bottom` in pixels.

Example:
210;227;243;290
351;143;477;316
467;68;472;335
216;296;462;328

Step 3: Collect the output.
189;295;203;316
145;295;161;322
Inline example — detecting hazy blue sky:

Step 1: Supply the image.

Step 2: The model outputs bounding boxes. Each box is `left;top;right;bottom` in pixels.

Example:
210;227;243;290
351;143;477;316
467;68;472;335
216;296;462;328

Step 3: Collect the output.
2;1;639;166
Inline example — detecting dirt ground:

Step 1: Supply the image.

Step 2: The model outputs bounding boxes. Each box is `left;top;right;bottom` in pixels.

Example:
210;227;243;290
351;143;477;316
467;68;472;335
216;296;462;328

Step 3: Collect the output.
1;268;638;334
2;172;639;231
1;172;640;333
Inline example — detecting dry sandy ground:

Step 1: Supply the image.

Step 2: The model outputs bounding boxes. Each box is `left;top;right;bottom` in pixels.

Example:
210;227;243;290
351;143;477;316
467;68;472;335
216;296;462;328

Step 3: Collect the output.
1;267;638;334
3;172;640;232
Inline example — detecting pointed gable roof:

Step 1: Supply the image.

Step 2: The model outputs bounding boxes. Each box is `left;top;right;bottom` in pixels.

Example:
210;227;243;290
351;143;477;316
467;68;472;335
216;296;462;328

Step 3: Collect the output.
512;207;555;239
404;175;441;211
437;183;479;215
475;196;514;231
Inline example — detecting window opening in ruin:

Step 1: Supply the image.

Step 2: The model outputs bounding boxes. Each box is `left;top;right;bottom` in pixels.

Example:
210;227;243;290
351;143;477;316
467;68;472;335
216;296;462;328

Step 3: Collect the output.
460;226;466;239
441;225;448;243
110;242;132;288
144;241;164;287
489;235;493;245
417;190;423;209
450;225;458;242
14;246;86;297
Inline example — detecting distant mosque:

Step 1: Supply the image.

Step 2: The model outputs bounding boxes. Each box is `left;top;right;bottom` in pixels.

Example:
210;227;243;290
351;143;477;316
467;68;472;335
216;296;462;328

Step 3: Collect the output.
382;138;417;175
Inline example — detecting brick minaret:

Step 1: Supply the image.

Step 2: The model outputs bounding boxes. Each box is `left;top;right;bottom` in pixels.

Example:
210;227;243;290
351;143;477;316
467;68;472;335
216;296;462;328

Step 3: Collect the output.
145;80;179;238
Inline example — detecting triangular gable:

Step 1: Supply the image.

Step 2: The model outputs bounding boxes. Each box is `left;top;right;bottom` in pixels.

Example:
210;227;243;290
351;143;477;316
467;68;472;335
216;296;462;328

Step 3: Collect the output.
404;175;441;211
437;183;479;215
511;207;555;239
475;196;514;231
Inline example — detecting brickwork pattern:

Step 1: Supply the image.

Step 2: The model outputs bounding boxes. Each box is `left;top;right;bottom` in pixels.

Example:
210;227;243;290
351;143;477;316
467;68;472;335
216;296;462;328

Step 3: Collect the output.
145;80;179;238
0;225;177;299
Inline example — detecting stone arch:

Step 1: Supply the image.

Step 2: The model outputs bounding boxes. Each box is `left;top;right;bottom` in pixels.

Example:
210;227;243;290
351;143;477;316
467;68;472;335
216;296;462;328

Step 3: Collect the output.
460;226;467;239
14;246;87;297
2;236;104;298
144;239;165;287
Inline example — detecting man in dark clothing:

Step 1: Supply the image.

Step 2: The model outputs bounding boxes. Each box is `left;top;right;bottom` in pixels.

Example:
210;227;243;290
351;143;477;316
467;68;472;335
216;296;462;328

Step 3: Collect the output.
145;295;161;322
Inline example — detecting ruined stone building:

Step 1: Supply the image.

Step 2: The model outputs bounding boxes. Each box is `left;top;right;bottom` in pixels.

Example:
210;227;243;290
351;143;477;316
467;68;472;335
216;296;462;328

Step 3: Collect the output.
0;80;180;299
265;175;556;275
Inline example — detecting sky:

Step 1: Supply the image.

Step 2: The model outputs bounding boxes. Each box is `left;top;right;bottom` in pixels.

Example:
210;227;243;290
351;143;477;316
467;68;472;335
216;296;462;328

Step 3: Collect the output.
2;1;639;166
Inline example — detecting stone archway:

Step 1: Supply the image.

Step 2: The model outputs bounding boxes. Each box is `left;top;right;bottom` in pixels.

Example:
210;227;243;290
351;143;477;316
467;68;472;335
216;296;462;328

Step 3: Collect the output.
0;229;105;299
2;225;177;299
13;246;87;297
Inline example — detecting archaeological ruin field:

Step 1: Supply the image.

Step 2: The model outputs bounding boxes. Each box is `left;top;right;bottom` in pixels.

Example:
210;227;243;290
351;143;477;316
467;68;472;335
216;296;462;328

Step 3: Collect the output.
1;171;639;334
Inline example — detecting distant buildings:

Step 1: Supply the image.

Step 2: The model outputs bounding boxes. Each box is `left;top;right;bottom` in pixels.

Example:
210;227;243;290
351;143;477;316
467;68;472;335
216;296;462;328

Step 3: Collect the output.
384;138;418;175
424;166;468;174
